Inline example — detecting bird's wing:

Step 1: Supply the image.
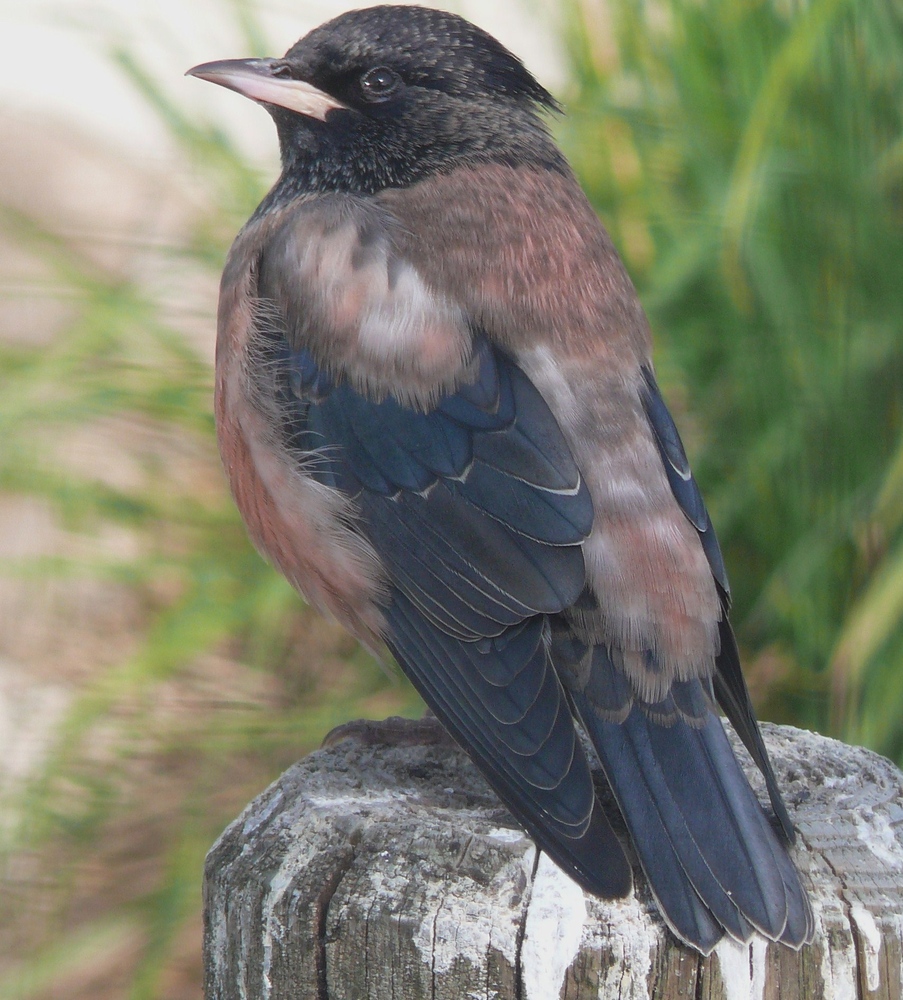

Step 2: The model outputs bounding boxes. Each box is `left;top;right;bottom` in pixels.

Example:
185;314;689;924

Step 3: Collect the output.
236;192;810;950
245;195;632;898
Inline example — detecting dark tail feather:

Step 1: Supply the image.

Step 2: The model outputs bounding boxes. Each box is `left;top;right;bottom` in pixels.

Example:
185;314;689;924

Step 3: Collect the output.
570;665;812;951
773;826;816;946
572;696;745;950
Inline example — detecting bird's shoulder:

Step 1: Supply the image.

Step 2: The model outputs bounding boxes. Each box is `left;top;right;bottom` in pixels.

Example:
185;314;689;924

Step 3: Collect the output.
220;162;654;401
220;191;475;409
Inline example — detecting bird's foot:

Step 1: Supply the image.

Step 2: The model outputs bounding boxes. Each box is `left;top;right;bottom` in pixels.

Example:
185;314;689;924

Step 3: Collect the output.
321;713;457;749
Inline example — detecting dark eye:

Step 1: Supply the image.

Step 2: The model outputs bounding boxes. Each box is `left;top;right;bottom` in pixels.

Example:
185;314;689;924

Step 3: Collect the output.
360;66;401;102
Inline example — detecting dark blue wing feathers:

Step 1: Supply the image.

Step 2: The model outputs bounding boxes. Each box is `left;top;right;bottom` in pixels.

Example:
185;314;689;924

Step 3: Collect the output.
281;338;634;898
386;595;591;829
437;338;514;427
454;462;591;543
359;485;586;634
277;334;810;950
292;341;594;634
307;387;465;493
386;591;632;898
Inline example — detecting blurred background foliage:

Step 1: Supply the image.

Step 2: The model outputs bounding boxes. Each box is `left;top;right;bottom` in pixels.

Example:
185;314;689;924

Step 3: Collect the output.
562;0;903;755
0;0;901;995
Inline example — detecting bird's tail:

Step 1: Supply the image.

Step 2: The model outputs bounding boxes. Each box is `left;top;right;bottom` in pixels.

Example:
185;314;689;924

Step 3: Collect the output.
562;642;813;953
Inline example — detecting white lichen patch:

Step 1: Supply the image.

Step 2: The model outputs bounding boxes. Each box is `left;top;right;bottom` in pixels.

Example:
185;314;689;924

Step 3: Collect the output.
260;868;298;996
302;789;411;811
485;825;527;845
850;902;883;993
853;809;902;870
815;900;858;1000
578;887;654;1000
714;937;768;1000
241;788;284;837
520;852;587;1000
412;844;534;975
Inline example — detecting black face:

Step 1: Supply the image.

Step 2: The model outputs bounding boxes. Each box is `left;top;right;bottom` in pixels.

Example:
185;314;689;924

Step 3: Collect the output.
263;5;564;197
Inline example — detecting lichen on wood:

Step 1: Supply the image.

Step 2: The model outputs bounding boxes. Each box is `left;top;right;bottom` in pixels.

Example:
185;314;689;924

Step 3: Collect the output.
204;724;903;1000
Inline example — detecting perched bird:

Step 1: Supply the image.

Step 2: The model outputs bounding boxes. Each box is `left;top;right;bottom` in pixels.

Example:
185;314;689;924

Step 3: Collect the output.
188;5;812;953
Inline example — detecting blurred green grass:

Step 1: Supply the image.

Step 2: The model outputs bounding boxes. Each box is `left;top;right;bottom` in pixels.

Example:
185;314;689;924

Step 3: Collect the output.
0;0;901;995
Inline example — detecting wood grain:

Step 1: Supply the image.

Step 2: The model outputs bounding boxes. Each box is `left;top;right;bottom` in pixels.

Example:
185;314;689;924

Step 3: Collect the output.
204;723;903;999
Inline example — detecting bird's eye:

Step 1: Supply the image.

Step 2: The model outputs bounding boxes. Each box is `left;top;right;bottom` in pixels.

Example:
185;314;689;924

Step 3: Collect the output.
359;66;401;102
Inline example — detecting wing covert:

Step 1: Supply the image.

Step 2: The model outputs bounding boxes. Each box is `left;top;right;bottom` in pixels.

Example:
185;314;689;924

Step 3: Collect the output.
279;336;594;635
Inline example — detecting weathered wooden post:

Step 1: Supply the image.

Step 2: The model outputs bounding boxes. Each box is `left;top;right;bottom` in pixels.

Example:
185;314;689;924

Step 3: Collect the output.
203;723;903;999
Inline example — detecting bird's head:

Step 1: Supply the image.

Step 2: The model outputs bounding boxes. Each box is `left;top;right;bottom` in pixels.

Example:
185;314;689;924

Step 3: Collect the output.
187;5;563;195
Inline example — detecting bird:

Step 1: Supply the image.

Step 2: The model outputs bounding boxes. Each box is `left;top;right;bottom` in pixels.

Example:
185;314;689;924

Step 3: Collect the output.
187;5;813;953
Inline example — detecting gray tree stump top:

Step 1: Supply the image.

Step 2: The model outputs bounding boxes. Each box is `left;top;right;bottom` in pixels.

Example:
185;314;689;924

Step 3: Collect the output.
204;724;903;1000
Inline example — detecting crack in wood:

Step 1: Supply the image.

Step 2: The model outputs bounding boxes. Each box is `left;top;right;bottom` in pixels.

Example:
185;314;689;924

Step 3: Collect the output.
202;726;903;999
694;953;705;1000
804;821;865;1000
316;847;358;1000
